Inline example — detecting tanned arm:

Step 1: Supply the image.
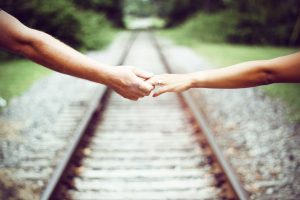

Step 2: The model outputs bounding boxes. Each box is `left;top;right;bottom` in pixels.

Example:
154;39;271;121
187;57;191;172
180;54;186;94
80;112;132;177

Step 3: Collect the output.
0;11;153;100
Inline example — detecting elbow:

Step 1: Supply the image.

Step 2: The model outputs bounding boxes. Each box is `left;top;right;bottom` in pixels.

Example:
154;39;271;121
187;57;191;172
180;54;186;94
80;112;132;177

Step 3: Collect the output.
9;39;27;55
9;28;36;55
259;61;277;85
28;30;49;48
12;29;46;59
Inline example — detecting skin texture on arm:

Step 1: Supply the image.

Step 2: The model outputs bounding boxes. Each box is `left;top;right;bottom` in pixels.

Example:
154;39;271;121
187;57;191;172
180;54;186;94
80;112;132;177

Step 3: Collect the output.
0;11;153;100
148;52;300;97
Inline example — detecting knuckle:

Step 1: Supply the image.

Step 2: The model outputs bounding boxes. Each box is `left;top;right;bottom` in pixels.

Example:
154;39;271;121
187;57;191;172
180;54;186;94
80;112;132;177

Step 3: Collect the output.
133;82;141;89
125;80;135;88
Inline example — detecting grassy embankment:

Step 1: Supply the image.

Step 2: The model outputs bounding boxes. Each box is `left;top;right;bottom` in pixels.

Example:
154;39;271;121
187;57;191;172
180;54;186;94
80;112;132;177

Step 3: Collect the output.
0;60;51;101
163;11;300;121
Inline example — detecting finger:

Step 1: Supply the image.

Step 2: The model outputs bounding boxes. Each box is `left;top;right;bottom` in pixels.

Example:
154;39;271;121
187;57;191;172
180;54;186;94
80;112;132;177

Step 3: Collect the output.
153;86;171;97
126;95;139;101
146;77;158;86
137;79;154;95
133;68;154;80
147;76;166;87
119;85;145;99
116;90;140;101
131;92;142;100
136;88;149;97
130;97;139;101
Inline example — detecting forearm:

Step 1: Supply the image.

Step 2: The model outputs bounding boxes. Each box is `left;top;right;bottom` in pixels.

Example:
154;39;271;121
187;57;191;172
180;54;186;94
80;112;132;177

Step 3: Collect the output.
190;60;276;89
0;11;154;101
18;29;113;85
149;51;300;97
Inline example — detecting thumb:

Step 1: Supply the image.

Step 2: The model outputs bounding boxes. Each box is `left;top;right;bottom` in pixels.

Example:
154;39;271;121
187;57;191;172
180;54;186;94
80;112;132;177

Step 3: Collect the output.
133;68;154;80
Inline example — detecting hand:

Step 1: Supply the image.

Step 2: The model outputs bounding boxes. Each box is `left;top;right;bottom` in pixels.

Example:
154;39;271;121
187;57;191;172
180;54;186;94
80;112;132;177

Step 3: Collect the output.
107;66;154;101
147;74;193;97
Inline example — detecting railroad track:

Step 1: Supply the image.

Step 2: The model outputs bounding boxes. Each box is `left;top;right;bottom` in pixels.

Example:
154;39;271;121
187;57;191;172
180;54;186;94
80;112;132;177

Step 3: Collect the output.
41;31;249;200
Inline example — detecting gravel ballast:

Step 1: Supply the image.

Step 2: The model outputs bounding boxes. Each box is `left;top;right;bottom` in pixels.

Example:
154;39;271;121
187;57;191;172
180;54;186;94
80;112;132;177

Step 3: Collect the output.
0;33;129;200
162;39;300;199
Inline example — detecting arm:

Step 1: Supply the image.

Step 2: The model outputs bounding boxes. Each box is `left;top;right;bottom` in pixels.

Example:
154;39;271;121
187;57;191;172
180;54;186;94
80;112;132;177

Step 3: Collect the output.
0;11;153;100
148;52;300;96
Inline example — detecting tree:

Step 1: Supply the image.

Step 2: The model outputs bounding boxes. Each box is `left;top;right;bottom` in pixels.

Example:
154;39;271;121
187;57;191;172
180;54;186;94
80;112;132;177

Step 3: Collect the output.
226;0;300;45
0;0;117;52
73;0;124;27
152;0;224;27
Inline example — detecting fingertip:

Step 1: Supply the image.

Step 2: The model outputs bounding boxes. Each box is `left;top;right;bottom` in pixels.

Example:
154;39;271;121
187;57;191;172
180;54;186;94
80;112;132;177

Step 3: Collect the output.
153;92;160;97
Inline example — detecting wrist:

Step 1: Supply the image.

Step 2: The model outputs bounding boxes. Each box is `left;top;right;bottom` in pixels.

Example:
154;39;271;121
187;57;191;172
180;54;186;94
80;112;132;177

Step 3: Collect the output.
188;72;206;88
184;74;194;89
105;68;119;87
94;65;115;86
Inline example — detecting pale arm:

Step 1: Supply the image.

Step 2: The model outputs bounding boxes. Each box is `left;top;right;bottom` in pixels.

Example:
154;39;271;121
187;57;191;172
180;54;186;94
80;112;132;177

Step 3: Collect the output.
148;52;300;96
190;52;300;88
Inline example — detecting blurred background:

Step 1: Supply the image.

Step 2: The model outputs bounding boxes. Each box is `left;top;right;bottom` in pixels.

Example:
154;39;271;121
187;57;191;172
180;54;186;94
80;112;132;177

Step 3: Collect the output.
0;0;299;120
0;1;300;199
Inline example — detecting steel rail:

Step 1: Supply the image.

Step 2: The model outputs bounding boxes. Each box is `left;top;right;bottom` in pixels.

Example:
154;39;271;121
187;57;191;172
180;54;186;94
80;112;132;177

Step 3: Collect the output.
40;31;139;200
150;31;249;200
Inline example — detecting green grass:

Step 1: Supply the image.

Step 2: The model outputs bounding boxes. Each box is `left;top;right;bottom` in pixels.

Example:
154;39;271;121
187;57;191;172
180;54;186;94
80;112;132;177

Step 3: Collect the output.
0;60;51;102
192;43;296;67
264;84;300;122
163;26;300;121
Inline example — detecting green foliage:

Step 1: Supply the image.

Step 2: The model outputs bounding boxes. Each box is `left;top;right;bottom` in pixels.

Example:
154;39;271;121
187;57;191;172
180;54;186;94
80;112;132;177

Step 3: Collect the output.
164;11;237;43
153;0;224;27
124;0;156;18
73;0;124;27
0;60;51;101
157;0;300;46
0;0;117;53
74;10;117;50
226;0;300;46
264;84;300;122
